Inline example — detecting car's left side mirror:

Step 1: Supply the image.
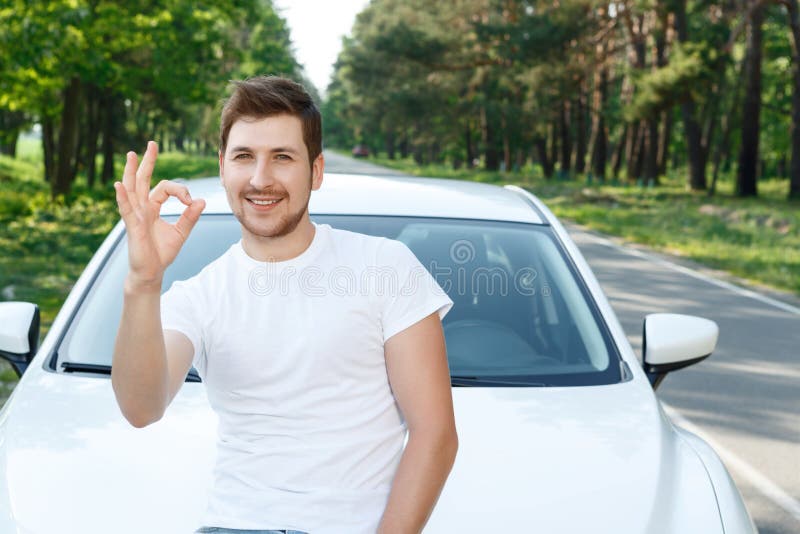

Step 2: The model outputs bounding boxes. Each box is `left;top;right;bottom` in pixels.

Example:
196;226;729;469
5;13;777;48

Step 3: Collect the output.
0;302;40;377
642;313;718;390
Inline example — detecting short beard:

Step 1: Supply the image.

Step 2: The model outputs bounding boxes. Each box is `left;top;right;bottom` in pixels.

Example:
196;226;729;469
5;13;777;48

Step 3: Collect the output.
233;175;313;239
237;201;307;239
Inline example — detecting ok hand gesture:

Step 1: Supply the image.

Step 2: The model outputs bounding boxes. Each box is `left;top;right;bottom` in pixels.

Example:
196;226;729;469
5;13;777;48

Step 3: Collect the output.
113;141;206;291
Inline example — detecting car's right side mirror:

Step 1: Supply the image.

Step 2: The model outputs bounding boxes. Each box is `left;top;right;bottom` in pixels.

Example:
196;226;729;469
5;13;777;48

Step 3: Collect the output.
642;313;719;390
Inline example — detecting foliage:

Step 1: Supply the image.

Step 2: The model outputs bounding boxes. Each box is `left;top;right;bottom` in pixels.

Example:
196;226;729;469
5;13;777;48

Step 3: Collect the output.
0;0;301;196
325;0;800;199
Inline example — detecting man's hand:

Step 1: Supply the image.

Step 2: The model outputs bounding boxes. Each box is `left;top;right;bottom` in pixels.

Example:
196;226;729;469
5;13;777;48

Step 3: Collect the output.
113;140;205;291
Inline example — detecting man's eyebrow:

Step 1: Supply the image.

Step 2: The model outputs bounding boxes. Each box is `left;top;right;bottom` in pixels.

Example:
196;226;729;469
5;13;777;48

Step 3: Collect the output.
269;147;299;154
228;146;300;154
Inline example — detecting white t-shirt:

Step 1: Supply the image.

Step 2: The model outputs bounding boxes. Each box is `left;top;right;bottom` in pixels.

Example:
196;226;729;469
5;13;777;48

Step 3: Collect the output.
160;223;453;533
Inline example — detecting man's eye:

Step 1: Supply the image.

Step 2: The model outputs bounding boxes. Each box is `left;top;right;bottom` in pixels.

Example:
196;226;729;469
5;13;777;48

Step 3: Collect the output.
233;153;251;160
276;154;291;161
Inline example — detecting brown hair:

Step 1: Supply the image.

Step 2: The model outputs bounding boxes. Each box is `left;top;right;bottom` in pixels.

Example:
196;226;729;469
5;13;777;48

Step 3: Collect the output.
219;76;322;164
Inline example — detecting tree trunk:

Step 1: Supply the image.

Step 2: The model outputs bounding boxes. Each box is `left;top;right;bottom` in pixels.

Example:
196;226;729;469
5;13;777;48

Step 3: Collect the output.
643;118;659;184
785;0;800;199
610;124;627;180
548;122;559;174
501;113;512;171
657;110;672;177
385;128;396;159
53;77;82;197
736;3;764;197
589;119;607;181
625;121;641;181
42;116;56;184
0;130;19;156
481;106;499;170
588;29;609;181
647;3;668;185
674;0;707;190
534;136;554;178
101;89;117;185
559;101;571;178
0;109;24;156
400;130;409;159
465;120;476;168
573;90;588;174
85;87;101;189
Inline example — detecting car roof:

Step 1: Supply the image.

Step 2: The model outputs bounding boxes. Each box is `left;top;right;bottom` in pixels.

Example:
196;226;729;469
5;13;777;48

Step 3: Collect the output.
164;173;546;224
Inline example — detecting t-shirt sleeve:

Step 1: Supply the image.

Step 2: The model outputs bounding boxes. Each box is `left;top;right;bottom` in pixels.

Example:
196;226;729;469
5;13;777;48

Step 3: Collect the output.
378;238;453;343
160;278;206;377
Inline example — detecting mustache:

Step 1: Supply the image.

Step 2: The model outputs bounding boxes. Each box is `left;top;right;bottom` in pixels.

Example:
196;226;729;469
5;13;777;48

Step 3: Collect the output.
241;187;287;197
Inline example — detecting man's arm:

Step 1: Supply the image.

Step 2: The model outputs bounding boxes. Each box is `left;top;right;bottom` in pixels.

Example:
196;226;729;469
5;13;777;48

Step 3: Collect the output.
111;282;194;427
110;141;204;427
378;312;458;534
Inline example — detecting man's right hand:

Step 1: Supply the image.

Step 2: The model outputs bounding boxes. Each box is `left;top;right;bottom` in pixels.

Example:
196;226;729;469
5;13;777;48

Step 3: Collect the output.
113;141;206;291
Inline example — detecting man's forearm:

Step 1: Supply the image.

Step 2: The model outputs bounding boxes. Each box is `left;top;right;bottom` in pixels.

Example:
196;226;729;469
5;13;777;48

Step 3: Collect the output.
378;429;458;533
111;279;169;427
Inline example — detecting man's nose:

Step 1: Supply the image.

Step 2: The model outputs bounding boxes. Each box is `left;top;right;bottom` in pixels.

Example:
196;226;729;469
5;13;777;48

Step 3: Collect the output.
249;159;275;189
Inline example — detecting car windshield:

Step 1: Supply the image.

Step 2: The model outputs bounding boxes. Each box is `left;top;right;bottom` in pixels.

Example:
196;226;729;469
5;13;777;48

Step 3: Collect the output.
56;214;621;386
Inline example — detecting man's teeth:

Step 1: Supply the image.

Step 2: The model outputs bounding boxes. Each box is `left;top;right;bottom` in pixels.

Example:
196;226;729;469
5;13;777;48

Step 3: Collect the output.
250;199;280;205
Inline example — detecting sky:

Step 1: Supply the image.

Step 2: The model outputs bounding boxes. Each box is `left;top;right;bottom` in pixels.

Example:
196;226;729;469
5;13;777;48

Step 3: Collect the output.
273;0;370;96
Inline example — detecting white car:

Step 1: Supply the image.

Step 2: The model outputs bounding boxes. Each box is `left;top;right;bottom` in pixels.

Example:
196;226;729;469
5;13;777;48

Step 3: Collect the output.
0;174;757;533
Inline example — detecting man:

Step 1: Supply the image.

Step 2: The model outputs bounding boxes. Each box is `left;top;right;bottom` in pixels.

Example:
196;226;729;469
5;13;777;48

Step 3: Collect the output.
111;76;458;534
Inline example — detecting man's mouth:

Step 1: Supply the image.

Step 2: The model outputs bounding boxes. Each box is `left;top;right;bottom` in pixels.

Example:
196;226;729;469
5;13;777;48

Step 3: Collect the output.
246;197;283;209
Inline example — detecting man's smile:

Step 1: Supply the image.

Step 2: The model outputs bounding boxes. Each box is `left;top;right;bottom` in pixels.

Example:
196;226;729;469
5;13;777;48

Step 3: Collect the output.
245;197;283;210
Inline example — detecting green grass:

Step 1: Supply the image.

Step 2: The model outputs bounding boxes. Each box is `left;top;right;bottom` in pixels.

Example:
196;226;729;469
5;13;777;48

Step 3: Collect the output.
0;150;219;401
367;155;800;297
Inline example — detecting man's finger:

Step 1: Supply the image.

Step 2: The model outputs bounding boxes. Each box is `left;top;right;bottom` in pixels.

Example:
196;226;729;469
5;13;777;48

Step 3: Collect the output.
149;179;192;206
114;181;137;227
121;152;140;210
136;141;158;205
173;198;206;240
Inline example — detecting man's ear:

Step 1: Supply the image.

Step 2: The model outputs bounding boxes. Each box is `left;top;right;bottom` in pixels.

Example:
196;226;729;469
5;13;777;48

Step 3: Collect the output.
311;153;324;191
218;150;224;183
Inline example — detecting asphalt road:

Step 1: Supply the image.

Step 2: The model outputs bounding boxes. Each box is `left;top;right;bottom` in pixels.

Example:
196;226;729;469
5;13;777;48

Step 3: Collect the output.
324;151;800;534
567;228;800;534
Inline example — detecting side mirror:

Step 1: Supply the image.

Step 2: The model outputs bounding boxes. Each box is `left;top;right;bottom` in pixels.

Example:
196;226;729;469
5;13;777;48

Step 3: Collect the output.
642;313;718;390
0;302;40;376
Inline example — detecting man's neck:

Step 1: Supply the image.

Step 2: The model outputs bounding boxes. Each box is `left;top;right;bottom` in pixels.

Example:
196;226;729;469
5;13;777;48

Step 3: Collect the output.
241;218;316;262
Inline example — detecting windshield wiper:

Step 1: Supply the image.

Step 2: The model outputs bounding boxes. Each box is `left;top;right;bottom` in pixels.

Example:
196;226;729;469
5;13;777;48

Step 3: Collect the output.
61;362;201;382
450;375;549;387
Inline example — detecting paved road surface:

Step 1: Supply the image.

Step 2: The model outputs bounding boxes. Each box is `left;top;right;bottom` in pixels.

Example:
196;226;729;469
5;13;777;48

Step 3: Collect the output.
324;150;407;176
567;227;800;534
323;151;800;534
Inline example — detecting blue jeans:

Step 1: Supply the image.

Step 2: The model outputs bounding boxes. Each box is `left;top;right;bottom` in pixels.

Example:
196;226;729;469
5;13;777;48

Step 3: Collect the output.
195;529;308;534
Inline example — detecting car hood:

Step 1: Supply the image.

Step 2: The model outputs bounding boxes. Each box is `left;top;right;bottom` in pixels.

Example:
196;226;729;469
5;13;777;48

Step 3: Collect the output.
0;371;722;534
0;372;217;533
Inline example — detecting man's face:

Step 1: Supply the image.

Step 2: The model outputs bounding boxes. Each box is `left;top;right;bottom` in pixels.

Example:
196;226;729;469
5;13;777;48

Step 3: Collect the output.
220;114;323;240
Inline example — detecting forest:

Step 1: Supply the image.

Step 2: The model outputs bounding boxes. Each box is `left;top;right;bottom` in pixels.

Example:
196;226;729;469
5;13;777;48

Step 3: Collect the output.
324;0;800;200
0;0;304;197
